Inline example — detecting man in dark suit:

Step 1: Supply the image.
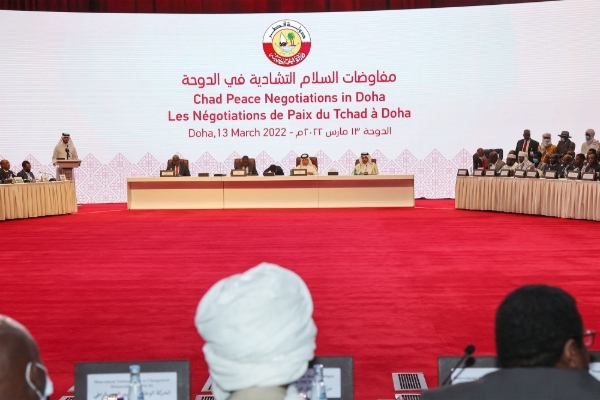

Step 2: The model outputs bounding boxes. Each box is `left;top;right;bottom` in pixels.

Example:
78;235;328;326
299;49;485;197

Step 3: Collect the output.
234;155;258;175
0;160;16;183
472;148;487;171
17;161;35;182
422;285;600;400
263;164;285;175
515;129;540;162
166;155;190;176
559;155;574;178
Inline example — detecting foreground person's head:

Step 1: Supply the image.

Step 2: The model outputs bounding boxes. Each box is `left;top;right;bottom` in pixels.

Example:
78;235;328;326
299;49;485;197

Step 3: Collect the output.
0;315;53;400
496;285;590;370
195;263;317;400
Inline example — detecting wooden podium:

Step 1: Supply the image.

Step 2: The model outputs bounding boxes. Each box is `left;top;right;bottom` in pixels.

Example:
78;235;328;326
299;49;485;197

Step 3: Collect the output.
56;160;81;181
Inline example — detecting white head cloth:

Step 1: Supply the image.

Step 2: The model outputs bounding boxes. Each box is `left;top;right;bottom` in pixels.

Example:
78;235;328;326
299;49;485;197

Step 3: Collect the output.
56;133;74;147
518;151;527;158
300;153;313;166
540;133;553;150
586;129;596;142
507;154;516;160
195;263;317;400
357;152;376;174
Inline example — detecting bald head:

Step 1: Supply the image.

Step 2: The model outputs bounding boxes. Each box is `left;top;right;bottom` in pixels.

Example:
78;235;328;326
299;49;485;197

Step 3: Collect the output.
0;316;45;400
0;160;8;170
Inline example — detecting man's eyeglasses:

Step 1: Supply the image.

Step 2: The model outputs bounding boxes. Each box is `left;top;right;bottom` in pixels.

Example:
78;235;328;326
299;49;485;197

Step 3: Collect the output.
583;329;595;347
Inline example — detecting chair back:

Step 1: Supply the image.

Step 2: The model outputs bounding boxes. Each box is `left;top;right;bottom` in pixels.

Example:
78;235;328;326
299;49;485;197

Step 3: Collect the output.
167;159;189;167
234;158;256;170
295;157;318;170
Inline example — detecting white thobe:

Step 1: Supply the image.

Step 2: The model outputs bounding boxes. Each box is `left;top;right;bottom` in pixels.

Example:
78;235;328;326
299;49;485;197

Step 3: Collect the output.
297;164;318;175
353;162;379;175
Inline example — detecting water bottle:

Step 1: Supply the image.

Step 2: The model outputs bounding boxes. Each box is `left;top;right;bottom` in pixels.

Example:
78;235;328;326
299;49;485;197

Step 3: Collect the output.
127;365;144;400
310;364;327;400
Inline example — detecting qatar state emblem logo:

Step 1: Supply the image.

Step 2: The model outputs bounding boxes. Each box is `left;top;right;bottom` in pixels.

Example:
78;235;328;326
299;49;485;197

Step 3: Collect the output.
263;20;311;67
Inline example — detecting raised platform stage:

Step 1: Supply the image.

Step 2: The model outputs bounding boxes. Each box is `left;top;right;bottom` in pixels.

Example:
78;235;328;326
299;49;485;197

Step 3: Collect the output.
127;175;415;209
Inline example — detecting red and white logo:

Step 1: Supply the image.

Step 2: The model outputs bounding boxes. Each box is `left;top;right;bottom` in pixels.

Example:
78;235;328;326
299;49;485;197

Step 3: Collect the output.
263;20;311;67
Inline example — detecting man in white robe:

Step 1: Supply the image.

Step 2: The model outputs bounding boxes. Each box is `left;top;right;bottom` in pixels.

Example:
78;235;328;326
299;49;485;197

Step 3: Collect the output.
296;154;318;175
501;154;518;171
52;133;79;180
353;152;379;175
195;263;317;400
516;151;535;171
580;129;600;154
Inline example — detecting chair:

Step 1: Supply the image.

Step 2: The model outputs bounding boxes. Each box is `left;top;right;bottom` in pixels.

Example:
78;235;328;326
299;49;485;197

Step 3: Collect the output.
233;158;256;170
167;159;189;167
295;157;318;170
354;158;377;165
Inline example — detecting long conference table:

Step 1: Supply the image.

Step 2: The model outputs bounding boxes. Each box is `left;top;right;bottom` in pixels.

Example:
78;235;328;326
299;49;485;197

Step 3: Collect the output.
455;176;600;221
0;181;78;221
127;175;415;209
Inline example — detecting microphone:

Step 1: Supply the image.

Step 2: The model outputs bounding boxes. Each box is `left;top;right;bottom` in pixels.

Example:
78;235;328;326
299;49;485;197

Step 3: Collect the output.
65;145;70;160
441;344;475;386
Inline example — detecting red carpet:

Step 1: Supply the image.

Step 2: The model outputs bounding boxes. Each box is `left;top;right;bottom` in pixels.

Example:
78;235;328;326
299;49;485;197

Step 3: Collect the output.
2;200;599;399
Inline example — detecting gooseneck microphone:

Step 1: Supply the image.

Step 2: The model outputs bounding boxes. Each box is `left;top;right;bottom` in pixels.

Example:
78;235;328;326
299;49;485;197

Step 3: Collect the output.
65;145;70;160
441;344;475;386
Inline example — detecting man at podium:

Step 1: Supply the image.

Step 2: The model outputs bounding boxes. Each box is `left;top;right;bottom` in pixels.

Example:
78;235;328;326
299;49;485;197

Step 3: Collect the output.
52;133;79;180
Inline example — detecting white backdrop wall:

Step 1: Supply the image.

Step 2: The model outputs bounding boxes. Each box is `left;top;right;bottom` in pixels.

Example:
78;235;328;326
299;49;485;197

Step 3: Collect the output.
0;0;598;202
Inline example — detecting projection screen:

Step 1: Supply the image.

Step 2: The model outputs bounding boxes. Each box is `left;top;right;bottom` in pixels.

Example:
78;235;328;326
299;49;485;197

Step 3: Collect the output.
0;0;598;202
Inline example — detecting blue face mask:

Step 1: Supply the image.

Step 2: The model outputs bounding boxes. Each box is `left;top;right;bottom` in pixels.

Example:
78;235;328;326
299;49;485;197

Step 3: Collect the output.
586;135;591;141
533;158;539;163
561;137;566;142
26;362;53;400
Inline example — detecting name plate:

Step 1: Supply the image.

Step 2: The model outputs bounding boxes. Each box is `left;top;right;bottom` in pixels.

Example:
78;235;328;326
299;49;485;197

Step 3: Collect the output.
484;170;496;177
473;169;484;176
88;372;178;400
582;172;596;181
514;170;526;178
526;171;539;178
456;169;469;176
544;170;557;179
59;174;67;181
231;169;247;177
567;171;580;180
197;173;209;177
160;170;175;177
14;177;24;184
499;169;511;177
292;168;308;176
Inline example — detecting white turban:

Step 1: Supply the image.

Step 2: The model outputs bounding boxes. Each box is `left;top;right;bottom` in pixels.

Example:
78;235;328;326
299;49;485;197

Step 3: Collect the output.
195;263;317;400
507;154;516;160
518;151;527;158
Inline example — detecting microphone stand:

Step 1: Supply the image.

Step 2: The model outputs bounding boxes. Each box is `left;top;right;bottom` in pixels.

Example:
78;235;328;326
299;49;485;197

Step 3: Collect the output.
441;344;476;386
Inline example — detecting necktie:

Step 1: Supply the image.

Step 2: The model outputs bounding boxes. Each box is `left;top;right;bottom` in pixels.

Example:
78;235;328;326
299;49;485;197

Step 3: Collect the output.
175;166;179;175
482;158;487;170
522;140;528;152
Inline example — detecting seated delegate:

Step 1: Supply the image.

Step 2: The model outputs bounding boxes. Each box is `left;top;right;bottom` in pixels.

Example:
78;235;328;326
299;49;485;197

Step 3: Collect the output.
166;155;190;176
263;164;285;175
0;160;16;183
296;154;318;175
17;161;35;182
234;155;258;175
353;152;379;175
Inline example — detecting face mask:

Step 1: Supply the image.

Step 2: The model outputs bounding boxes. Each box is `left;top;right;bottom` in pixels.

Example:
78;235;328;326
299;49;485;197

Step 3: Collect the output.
544;139;551;144
586;135;591;141
561;137;566;142
26;362;54;400
533;158;539;163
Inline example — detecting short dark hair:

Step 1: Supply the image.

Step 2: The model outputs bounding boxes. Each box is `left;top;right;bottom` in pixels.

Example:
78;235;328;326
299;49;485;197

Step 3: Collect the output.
496;285;583;368
589;149;597;155
22;161;30;168
576;153;585;162
242;155;249;161
533;151;542;158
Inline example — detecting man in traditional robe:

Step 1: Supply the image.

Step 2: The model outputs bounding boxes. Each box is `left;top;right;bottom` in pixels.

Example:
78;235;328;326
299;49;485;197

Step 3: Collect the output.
195;263;317;400
581;129;600;154
353;152;379;175
516;151;534;171
501;154;518;171
538;133;557;163
296;154;318;175
52;133;79;180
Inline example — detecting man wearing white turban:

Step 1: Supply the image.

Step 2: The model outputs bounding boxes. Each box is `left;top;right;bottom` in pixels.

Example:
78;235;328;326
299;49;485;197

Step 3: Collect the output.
516;151;534;171
353;152;379;175
580;129;600;155
52;133;79;180
296;154;318;175
501;153;518;172
195;263;317;400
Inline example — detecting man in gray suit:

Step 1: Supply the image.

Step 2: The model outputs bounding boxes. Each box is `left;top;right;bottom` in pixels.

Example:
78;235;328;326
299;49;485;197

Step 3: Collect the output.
422;285;600;400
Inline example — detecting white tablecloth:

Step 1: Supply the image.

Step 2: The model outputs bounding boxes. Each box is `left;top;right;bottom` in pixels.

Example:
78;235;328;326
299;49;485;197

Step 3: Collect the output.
0;181;78;221
455;177;600;221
